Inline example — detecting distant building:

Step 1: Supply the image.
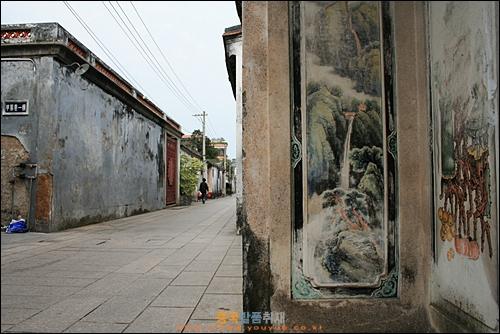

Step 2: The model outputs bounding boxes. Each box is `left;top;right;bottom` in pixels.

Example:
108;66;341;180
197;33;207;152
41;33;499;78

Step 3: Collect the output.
212;141;228;161
180;134;223;199
222;23;242;232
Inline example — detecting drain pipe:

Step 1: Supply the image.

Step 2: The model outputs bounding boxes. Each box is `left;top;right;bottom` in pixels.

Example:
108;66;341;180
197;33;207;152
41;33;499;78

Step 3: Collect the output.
25;163;37;232
10;162;37;228
10;167;15;221
11;164;26;221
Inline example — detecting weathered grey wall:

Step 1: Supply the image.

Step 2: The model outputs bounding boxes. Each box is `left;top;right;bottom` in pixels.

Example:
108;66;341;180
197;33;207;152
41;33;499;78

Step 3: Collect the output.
2;56;166;232
1;59;41;229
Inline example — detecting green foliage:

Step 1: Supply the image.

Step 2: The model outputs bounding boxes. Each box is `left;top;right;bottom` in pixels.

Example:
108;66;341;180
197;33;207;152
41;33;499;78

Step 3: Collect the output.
349;146;383;173
212;137;226;143
189;130;220;161
365;99;380;114
307;81;321;95
224;159;235;181
358;162;384;202
351;109;383;149
179;154;204;196
205;144;219;161
328;85;343;98
348;97;362;111
307;2;382;97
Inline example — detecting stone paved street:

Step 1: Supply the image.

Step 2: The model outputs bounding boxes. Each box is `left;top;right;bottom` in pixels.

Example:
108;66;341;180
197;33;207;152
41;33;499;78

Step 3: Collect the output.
1;196;243;333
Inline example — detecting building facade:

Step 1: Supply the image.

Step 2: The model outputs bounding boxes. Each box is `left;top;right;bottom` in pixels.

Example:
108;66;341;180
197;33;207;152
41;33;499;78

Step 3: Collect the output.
234;2;498;332
1;23;183;232
223;24;243;233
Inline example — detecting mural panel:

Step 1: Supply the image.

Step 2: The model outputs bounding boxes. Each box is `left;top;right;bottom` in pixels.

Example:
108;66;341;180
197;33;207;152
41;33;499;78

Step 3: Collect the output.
429;1;499;329
291;1;397;299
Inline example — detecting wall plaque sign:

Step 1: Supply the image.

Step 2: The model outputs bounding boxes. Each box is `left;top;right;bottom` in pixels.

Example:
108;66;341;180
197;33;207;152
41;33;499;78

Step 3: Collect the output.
3;100;29;115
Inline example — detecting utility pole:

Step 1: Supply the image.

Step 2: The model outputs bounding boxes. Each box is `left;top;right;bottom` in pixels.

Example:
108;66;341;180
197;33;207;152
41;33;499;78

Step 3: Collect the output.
193;111;207;178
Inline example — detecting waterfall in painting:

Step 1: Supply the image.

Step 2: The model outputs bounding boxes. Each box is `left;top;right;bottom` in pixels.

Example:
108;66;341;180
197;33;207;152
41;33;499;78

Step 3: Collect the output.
340;115;354;189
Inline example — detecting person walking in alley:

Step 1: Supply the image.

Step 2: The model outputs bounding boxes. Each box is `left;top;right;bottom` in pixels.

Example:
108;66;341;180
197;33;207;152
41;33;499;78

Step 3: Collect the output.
199;178;209;204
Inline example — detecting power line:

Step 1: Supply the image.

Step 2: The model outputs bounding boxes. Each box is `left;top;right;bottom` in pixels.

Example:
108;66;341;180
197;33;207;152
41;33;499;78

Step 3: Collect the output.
107;1;207;127
62;1;155;103
104;1;200;115
64;1;223;140
129;1;205;113
207;117;219;140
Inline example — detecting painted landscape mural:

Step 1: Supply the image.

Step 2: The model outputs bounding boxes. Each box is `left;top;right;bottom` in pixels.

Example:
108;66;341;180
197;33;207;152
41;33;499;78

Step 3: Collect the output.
292;1;397;298
429;1;499;329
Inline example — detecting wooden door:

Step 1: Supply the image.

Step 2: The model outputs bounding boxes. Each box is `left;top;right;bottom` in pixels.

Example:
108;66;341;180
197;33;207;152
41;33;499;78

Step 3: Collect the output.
165;136;177;205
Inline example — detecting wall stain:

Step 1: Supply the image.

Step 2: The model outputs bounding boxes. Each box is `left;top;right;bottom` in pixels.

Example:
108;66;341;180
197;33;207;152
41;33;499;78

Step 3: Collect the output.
242;217;272;333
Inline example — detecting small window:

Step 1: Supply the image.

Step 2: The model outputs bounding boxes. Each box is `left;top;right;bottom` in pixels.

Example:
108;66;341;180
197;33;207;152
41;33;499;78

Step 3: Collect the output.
3;100;29;116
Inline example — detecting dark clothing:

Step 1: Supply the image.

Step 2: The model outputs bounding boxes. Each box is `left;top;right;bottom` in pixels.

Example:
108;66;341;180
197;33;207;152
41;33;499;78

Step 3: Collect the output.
199;181;209;193
199;181;209;203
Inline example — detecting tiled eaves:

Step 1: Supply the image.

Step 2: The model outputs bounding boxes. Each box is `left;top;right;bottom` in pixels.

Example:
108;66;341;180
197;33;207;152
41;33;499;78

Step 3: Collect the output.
1;23;183;137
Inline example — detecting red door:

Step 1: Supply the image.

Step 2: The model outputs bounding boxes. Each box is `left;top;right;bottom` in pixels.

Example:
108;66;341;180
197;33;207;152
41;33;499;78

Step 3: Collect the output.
165;136;177;205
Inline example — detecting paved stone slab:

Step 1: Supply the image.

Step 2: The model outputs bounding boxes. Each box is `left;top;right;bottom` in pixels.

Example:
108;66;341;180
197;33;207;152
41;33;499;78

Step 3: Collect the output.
152;285;206;307
1;197;242;333
124;307;193;333
74;273;141;296
2;275;97;287
0;294;65;309
185;260;221;273
221;255;242;266
160;255;194;266
81;295;154;323
115;257;165;274
141;265;186;279
190;237;215;244
6;295;108;333
206;277;242;294
143;248;177;258
182;319;244;333
1;307;40;325
177;240;208;249
191;294;243;320
171;271;214;286
196;251;227;261
62;321;128;333
39;263;122;273
173;248;205;259
215;265;242;277
0;269;110;279
1;324;13;333
117;278;172;297
204;244;232;252
1;285;82;297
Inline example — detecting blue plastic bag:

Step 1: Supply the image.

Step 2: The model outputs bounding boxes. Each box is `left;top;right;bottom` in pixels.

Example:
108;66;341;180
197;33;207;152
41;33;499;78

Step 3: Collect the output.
6;218;27;233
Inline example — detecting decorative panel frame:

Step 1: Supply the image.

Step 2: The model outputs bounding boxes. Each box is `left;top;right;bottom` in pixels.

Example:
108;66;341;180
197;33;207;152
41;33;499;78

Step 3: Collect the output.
290;1;398;299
